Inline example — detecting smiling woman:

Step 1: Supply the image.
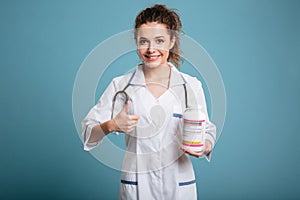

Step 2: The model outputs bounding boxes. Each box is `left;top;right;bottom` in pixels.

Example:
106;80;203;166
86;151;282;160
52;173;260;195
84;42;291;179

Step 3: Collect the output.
134;4;182;68
137;22;175;69
81;4;217;200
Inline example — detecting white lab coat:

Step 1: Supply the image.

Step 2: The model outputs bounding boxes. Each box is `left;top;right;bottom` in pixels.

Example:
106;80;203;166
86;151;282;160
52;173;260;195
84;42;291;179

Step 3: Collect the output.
82;63;216;200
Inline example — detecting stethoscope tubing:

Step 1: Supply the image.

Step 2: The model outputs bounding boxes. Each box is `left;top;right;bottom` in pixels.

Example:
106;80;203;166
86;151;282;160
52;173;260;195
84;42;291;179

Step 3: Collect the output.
110;69;188;119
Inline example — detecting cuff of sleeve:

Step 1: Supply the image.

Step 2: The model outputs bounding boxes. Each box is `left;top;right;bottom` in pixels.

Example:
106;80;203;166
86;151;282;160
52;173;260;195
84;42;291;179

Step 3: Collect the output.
204;132;216;149
204;132;216;162
84;142;99;151
83;123;101;151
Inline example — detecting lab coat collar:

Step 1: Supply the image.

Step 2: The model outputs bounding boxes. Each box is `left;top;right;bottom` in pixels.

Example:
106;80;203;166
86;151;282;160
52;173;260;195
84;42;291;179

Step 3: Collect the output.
169;63;186;87
130;62;186;87
129;64;146;86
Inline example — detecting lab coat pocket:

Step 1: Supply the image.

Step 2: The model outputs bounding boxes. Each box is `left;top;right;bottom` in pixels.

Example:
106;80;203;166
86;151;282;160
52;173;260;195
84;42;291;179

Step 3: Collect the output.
178;180;197;200
119;173;138;200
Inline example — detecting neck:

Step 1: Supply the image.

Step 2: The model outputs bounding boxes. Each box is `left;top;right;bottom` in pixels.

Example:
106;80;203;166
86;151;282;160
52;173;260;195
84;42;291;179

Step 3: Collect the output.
143;63;171;81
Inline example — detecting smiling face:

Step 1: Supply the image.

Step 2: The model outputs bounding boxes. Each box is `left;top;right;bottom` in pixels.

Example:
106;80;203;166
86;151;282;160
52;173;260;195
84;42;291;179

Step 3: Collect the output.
136;22;175;69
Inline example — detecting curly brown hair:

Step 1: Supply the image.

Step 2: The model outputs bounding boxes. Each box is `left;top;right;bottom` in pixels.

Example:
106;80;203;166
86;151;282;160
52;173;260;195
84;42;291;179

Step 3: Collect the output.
134;4;183;68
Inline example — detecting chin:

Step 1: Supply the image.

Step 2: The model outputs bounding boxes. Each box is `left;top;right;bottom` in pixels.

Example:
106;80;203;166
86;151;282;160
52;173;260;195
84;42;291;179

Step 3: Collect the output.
142;59;168;69
143;61;160;68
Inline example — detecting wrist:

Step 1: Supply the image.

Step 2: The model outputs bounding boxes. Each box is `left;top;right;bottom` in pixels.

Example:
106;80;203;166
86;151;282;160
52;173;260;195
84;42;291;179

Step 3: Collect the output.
99;120;118;135
109;119;118;133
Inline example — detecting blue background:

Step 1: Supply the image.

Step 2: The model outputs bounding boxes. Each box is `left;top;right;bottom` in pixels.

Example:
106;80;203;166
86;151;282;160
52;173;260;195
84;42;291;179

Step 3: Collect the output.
1;0;299;199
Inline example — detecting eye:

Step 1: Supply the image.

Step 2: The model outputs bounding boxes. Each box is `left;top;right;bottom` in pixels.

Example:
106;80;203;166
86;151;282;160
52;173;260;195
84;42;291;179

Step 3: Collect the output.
156;39;164;44
139;39;148;45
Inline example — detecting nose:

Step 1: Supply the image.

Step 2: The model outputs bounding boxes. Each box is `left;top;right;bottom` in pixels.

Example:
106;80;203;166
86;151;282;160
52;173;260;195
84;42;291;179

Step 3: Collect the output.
147;42;156;53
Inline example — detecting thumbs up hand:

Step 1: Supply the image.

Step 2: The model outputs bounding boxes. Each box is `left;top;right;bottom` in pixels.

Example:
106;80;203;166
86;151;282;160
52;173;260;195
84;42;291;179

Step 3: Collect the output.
112;101;139;133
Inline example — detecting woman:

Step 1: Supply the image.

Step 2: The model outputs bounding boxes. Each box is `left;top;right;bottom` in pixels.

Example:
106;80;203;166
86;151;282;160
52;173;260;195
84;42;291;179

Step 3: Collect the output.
82;4;216;200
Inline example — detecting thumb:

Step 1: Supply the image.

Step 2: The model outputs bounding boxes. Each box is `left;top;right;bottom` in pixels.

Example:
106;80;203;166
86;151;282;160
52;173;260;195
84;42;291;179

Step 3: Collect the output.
122;101;130;113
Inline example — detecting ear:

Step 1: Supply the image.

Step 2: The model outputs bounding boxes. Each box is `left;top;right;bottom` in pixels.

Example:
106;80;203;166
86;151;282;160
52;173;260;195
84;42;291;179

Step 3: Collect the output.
169;36;176;50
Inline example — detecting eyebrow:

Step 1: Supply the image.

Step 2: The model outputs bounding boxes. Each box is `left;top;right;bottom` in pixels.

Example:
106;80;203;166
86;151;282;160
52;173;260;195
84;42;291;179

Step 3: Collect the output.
139;36;165;40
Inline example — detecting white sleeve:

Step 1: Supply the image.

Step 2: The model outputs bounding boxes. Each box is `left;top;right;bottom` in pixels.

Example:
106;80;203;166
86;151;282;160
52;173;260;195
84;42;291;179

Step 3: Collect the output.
81;80;116;151
192;78;217;161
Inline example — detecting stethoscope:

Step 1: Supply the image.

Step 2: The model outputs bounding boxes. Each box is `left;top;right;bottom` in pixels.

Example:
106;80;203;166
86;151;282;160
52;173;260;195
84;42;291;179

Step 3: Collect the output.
111;69;188;119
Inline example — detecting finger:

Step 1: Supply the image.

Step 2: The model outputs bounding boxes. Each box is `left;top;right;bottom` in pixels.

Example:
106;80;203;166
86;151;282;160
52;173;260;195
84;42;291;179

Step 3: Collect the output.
125;124;138;133
126;118;137;125
131;120;138;125
194;150;204;156
128;121;138;129
182;147;203;157
204;143;212;153
126;113;138;119
190;151;203;157
122;120;138;132
128;120;136;126
127;127;136;133
190;149;204;157
205;140;212;151
123;101;131;112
